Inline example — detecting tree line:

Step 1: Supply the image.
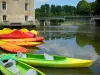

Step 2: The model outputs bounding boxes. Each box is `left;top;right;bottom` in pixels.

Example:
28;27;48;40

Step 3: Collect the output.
35;0;100;19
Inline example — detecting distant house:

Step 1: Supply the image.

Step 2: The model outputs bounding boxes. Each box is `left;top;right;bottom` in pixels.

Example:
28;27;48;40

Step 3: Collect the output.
0;0;35;26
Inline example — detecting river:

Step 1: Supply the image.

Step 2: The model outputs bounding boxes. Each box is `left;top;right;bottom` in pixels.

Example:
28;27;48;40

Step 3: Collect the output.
0;25;100;75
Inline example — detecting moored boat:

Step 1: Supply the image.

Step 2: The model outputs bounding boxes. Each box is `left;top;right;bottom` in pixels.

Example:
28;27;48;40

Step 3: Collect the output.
7;41;42;46
3;53;93;68
0;57;45;75
0;30;33;39
0;41;27;53
20;28;39;37
1;37;44;42
0;28;16;35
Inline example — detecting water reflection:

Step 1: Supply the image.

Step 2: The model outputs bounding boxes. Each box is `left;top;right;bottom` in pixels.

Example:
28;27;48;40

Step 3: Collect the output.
36;38;98;61
36;67;92;75
40;32;76;40
76;33;100;55
35;30;100;75
0;26;100;75
0;46;40;54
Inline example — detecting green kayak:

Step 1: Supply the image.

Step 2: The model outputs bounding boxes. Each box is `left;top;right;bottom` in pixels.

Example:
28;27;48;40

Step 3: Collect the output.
2;53;93;68
0;57;45;75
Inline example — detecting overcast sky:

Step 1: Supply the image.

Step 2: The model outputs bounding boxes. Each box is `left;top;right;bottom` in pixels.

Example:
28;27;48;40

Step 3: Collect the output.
35;0;95;8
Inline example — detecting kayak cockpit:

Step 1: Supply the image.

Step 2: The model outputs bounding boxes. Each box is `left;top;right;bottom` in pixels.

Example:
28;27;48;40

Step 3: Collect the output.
1;59;38;75
17;52;67;61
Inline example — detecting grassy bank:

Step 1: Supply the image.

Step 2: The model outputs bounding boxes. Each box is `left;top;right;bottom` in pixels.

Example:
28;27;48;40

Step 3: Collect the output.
61;22;90;26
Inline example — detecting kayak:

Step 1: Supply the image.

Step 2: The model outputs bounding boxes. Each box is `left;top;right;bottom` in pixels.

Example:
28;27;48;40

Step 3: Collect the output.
4;53;93;68
30;29;39;36
0;30;33;39
21;28;39;37
0;41;27;53
0;58;45;75
0;28;16;35
2;37;44;42
20;28;36;37
7;41;42;46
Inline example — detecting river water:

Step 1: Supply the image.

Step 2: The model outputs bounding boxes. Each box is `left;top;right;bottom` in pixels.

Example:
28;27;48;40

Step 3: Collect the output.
0;25;100;75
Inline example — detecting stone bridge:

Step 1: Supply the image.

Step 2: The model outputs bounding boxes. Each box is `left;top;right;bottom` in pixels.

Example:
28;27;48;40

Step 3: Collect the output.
38;16;100;26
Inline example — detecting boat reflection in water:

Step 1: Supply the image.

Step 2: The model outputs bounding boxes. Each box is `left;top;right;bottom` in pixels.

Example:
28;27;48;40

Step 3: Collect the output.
36;67;92;75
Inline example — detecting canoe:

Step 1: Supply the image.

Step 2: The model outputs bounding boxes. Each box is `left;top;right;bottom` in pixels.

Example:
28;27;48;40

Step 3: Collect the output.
7;41;42;46
0;30;33;39
4;53;93;68
0;58;45;75
2;37;44;42
0;41;27;53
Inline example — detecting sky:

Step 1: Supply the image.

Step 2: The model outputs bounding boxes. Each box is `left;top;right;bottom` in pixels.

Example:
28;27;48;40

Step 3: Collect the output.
35;0;95;8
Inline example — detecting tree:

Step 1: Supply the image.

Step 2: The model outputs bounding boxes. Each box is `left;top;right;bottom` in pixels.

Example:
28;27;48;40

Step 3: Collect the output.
55;5;62;16
44;4;50;17
76;0;91;16
89;2;95;15
62;5;76;16
35;8;40;19
40;5;46;17
51;5;56;16
94;0;100;15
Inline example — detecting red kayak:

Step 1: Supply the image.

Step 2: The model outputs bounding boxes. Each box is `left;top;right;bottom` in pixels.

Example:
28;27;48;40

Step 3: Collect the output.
0;30;34;39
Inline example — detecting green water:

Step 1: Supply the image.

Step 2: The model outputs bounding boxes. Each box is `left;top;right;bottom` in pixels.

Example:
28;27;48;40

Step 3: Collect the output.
0;26;100;75
34;26;100;75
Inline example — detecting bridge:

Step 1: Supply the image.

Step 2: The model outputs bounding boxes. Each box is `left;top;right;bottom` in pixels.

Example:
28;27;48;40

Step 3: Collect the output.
38;16;100;26
38;17;65;26
90;16;100;26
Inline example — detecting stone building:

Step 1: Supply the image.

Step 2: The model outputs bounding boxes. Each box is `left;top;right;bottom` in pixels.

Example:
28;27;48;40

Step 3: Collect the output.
0;0;35;25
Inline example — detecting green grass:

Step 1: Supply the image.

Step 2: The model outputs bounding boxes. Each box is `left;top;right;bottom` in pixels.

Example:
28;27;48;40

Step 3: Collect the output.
61;22;89;26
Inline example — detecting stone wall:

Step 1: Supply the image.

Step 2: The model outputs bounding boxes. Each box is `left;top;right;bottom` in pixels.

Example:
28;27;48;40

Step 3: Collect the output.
0;0;35;25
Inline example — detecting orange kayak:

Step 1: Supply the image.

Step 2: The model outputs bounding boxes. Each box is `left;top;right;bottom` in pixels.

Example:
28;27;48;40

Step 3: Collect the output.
0;41;27;53
7;41;42;46
2;37;44;42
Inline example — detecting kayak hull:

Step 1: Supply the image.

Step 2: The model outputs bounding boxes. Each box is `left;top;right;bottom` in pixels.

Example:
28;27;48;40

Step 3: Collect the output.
0;59;45;75
7;41;42;46
0;30;33;39
0;41;27;53
2;37;44;42
7;54;93;68
0;64;13;75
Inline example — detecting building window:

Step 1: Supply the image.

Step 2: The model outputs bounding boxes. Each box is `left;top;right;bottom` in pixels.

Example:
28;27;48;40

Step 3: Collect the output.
25;16;28;21
25;3;28;11
2;2;6;10
3;15;7;21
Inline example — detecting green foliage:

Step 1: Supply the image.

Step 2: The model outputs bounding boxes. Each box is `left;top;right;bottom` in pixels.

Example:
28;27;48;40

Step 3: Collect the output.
55;5;62;16
35;4;76;17
62;5;76;16
35;0;99;18
51;5;56;16
35;8;40;19
94;0;100;15
89;2;95;15
77;0;91;15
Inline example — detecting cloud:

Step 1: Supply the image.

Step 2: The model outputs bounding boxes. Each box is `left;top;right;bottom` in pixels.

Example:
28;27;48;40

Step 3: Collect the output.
40;0;49;2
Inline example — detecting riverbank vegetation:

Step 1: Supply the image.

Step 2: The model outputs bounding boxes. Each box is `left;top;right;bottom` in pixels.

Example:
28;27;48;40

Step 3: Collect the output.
35;0;100;18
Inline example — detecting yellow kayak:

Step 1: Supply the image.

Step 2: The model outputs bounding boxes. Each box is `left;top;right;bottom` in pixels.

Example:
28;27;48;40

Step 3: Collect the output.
21;28;39;36
0;28;16;35
7;41;42;46
6;53;93;68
